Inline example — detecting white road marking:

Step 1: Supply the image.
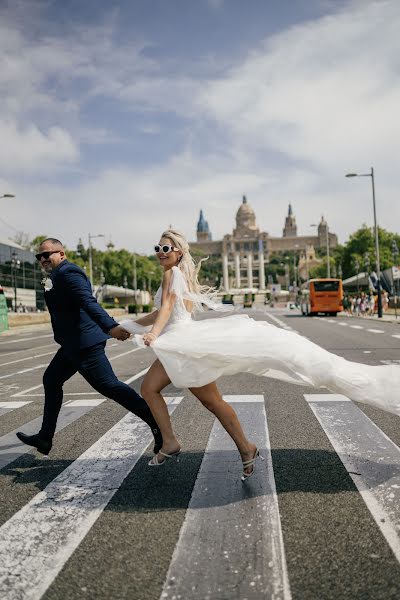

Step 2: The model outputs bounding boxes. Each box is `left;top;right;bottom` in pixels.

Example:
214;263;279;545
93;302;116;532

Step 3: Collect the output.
263;312;293;331
11;350;148;397
392;335;400;339
0;333;53;346
223;394;264;402
0;364;48;381
67;399;106;407
1;367;152;468
0;343;55;359
304;393;400;563
363;351;372;354
350;325;364;329
367;329;384;334
338;322;348;326
0;351;56;369
12;383;43;397
305;393;351;402
161;395;291;600
0;398;183;600
0;401;31;416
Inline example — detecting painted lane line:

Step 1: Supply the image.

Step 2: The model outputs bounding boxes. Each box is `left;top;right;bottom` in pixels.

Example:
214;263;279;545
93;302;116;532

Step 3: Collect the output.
223;394;264;403
350;325;364;330
392;335;400;339
12;383;43;398
11;351;148;397
263;312;293;331
1;368;152;470
338;322;348;326
0;401;31;417
161;396;291;600
326;319;336;323
304;394;400;563
0;398;183;600
0;351;56;369
0;364;48;381
0;343;55;359
367;329;384;334
0;334;53;346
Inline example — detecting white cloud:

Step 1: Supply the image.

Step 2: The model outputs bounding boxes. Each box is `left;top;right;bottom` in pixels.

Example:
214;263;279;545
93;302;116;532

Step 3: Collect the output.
0;120;79;171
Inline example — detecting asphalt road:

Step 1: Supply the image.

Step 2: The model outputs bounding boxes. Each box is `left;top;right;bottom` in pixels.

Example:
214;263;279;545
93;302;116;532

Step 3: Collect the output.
0;308;400;600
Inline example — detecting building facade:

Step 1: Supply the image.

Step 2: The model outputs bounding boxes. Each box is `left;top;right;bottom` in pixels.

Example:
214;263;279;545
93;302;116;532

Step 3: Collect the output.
0;238;44;310
191;197;338;290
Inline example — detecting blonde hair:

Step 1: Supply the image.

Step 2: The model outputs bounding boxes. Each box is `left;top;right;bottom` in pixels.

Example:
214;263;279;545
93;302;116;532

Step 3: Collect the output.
160;229;213;295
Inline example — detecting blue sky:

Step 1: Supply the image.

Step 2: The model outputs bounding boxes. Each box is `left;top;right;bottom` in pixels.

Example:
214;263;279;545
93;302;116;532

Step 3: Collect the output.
0;0;399;253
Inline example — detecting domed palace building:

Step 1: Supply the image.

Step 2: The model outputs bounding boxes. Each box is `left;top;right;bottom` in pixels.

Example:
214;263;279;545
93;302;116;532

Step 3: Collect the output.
191;196;338;291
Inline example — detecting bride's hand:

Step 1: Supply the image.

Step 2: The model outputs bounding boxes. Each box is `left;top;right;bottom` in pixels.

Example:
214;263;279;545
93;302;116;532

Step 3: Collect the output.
143;332;158;346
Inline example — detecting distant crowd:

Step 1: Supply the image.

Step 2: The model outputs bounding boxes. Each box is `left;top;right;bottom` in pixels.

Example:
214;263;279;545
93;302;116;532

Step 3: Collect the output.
342;291;390;316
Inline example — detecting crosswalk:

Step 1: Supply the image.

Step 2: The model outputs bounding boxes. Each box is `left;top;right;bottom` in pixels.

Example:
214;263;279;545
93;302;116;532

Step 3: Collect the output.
0;392;399;599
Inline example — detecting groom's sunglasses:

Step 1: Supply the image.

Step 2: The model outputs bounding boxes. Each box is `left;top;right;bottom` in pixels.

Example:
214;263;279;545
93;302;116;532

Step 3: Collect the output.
154;244;179;254
35;250;62;261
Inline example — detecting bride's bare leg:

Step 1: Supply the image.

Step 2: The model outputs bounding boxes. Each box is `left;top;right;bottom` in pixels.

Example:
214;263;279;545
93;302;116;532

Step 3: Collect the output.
189;382;257;473
141;360;180;458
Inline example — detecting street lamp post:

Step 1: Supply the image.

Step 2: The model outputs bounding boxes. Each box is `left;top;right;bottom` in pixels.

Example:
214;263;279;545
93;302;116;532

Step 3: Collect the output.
11;251;21;311
355;259;360;293
88;233;105;292
392;240;399;320
346;168;382;317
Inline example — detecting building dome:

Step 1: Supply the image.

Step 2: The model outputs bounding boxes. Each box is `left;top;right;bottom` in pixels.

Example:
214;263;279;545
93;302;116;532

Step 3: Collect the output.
235;196;257;231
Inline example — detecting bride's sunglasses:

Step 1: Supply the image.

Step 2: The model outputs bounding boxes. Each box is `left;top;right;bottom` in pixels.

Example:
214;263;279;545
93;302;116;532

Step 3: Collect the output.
154;244;179;254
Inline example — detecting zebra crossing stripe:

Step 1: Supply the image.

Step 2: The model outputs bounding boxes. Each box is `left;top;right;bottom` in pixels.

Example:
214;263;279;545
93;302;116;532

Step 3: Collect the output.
0;397;183;600
304;394;400;562
2;369;151;469
0;400;110;471
0;401;31;416
160;395;291;600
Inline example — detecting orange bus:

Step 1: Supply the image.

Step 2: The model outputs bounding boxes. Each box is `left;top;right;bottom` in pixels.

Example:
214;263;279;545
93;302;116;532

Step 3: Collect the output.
301;278;343;316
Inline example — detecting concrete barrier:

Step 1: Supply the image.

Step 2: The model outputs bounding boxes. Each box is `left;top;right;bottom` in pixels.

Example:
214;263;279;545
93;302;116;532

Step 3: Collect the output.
7;308;127;329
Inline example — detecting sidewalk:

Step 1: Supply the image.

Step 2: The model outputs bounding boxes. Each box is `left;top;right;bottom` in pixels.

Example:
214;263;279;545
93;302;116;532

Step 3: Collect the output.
338;310;400;324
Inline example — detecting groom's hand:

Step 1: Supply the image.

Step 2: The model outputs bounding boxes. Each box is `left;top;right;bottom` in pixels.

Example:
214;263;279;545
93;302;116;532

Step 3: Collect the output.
108;326;131;341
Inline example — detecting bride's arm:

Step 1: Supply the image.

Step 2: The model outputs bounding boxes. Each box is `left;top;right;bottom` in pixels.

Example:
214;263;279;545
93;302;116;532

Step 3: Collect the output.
135;310;159;326
143;270;175;344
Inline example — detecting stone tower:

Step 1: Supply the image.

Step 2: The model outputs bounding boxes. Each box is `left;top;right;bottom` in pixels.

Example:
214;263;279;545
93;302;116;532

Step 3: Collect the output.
283;204;297;237
196;209;212;242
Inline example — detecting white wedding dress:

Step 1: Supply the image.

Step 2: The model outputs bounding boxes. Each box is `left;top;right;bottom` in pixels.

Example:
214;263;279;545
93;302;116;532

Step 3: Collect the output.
121;266;400;416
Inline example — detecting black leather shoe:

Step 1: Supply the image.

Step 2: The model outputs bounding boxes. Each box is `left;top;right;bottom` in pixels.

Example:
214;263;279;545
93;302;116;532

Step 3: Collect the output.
153;428;163;455
16;432;52;455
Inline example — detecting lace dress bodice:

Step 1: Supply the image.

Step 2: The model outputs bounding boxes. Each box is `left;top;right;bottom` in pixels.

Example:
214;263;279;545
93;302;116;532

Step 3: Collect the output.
154;269;192;328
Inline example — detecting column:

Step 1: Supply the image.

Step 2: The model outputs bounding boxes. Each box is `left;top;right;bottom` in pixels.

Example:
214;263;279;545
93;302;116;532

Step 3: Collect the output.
235;253;241;288
259;252;265;290
222;253;229;291
247;253;253;289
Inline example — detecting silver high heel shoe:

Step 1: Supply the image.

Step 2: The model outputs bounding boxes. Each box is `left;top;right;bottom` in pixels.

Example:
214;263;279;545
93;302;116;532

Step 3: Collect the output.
241;448;264;481
148;449;181;466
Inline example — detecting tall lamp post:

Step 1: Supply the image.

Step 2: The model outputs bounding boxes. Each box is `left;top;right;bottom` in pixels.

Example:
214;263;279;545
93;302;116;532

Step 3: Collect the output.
88;233;105;292
346;168;382;317
392;240;399;320
11;251;21;311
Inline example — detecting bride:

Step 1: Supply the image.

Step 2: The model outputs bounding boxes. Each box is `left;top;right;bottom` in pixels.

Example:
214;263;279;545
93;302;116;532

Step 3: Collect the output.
122;229;400;477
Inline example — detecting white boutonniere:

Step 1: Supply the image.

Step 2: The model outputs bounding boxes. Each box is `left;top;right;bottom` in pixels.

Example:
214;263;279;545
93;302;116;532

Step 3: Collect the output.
41;277;53;292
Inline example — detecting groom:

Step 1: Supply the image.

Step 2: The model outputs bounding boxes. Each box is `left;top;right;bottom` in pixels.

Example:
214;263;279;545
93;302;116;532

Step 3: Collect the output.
17;237;162;455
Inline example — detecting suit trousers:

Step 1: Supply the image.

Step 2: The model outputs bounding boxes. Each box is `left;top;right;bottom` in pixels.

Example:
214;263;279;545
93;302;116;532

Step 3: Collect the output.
39;342;159;440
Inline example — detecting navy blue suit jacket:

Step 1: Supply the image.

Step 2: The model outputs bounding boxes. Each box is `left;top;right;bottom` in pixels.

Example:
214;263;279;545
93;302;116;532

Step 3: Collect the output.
44;260;118;353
